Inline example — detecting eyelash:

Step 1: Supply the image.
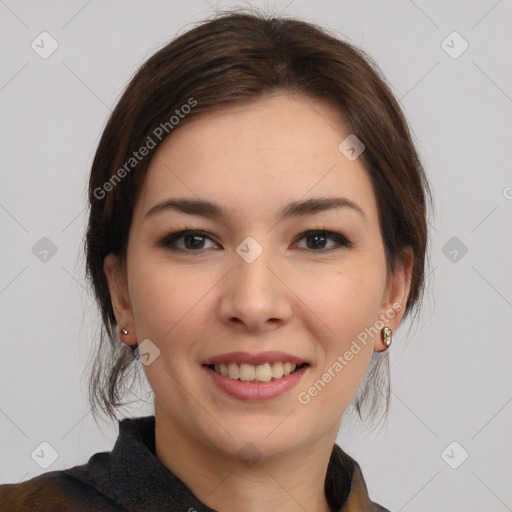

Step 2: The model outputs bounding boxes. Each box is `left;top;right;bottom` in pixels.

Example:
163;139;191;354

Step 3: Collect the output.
157;226;354;254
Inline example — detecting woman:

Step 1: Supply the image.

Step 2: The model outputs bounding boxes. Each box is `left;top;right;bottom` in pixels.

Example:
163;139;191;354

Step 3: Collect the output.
0;9;430;511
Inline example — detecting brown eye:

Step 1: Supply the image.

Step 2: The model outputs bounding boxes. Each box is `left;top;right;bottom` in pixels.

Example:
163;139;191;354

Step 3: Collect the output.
158;230;218;252
182;234;207;250
295;230;352;251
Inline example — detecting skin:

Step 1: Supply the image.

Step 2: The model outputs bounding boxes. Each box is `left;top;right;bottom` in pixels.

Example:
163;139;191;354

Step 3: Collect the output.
104;93;413;512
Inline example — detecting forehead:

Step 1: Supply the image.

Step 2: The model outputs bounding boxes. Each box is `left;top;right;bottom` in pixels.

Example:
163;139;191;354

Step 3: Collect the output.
134;93;379;226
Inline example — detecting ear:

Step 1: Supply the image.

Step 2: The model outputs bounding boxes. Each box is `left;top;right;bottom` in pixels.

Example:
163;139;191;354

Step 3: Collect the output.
374;247;413;352
103;254;137;346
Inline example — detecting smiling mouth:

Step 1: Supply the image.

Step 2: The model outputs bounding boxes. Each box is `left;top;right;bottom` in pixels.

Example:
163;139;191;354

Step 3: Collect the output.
205;362;309;383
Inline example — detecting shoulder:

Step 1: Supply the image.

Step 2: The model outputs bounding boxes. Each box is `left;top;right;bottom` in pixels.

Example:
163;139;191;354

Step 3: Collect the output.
0;468;121;511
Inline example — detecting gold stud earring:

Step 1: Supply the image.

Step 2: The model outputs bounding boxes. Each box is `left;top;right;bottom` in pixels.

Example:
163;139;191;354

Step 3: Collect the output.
381;326;392;349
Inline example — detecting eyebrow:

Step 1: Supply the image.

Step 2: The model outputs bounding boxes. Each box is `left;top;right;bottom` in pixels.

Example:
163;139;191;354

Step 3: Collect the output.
145;196;366;222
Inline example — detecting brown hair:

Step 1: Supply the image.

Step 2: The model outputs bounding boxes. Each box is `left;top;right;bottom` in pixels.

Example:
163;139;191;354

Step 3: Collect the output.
84;9;431;425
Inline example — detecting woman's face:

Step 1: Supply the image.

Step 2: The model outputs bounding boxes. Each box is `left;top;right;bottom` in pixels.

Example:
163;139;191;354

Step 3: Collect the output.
105;93;410;459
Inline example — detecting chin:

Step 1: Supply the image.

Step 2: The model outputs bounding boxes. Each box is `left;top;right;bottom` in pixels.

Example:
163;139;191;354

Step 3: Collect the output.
205;413;317;460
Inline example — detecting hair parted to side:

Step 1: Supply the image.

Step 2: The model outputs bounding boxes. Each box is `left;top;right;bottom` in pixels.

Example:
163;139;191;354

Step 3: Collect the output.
84;8;431;425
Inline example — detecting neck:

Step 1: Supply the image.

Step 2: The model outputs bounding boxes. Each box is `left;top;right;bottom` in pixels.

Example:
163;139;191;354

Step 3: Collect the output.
154;402;337;512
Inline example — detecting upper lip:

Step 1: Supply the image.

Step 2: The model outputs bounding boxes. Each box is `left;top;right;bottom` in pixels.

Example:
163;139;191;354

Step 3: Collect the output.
201;351;308;366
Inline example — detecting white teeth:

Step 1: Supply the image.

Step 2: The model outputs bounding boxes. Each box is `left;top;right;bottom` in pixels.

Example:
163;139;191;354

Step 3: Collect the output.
239;363;255;382
213;362;301;382
271;362;284;379
228;362;239;380
255;363;272;382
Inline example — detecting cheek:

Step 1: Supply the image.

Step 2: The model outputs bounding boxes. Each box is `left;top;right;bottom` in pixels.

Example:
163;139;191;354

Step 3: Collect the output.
298;277;380;412
292;259;386;401
127;252;214;348
300;262;386;341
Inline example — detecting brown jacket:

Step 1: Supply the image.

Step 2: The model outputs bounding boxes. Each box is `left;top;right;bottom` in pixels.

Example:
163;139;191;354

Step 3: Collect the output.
0;416;390;511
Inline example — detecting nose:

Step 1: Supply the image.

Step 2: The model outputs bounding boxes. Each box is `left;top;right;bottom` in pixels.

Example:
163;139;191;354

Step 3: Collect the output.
218;246;293;333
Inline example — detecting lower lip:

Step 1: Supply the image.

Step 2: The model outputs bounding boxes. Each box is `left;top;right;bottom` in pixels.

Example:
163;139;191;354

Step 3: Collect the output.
203;365;308;401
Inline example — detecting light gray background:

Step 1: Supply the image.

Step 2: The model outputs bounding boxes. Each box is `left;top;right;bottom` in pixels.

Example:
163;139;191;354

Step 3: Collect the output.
1;1;511;510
